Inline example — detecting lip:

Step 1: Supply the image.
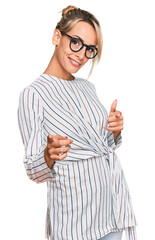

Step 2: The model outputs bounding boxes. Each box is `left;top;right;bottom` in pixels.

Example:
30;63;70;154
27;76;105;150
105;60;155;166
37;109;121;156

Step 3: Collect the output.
68;57;81;67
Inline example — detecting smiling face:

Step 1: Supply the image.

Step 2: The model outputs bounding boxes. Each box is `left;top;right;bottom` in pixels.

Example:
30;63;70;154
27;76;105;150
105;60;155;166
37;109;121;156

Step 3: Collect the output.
52;21;97;76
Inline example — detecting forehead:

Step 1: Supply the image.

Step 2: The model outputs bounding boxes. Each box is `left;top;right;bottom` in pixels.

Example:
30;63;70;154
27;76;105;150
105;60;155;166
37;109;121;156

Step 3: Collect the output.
67;21;97;45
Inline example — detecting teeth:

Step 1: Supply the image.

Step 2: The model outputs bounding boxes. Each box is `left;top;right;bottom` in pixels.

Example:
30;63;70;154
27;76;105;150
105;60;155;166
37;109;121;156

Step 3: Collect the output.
70;58;80;66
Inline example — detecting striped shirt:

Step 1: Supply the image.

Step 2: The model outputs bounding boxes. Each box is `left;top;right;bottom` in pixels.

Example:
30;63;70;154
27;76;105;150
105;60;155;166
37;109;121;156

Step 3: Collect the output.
17;74;138;240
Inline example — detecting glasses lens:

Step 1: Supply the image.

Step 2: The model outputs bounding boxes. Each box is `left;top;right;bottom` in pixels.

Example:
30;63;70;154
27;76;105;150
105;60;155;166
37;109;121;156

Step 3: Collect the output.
70;38;83;52
86;46;97;59
70;37;98;59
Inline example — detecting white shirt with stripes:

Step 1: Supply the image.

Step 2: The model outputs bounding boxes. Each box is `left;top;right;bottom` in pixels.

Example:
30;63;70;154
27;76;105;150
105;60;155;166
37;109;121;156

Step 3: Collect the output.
17;74;138;240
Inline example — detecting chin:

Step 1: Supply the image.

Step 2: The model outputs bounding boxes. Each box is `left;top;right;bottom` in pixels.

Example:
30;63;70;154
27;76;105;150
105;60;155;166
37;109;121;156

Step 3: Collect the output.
64;65;82;74
70;68;81;74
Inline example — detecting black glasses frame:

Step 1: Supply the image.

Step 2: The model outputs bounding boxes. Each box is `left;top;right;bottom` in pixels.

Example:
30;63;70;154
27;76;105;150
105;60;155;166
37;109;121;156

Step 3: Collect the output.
60;31;98;59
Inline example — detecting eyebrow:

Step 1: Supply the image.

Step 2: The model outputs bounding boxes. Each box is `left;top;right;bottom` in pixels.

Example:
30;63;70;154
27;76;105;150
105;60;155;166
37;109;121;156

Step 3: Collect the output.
73;35;97;47
73;35;84;43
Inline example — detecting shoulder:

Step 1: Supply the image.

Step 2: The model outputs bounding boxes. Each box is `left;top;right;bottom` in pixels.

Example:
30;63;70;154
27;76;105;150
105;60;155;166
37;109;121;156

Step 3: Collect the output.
81;78;96;92
75;77;97;94
76;76;96;88
87;80;96;91
18;75;44;104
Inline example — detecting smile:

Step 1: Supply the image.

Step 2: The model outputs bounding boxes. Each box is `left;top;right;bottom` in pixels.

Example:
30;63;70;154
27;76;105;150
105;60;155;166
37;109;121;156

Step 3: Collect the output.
68;57;81;67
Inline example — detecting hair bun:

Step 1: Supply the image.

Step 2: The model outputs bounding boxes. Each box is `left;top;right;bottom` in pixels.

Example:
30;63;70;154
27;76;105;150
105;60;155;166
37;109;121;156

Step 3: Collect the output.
62;5;79;17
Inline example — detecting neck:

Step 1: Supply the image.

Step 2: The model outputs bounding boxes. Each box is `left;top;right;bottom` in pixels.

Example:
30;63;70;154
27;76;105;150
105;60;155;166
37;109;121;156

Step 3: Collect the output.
43;54;74;81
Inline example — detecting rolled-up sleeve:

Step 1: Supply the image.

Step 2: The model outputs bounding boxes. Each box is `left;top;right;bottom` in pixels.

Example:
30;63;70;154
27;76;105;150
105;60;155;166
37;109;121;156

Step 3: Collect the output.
17;87;55;183
107;130;122;151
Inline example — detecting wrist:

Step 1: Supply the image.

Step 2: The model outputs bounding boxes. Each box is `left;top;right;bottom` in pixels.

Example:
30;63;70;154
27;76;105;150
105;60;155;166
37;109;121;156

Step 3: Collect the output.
113;131;121;141
44;146;55;169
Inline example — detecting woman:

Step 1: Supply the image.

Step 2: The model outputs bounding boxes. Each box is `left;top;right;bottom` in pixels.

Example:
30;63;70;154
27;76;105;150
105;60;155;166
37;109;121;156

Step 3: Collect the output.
17;5;137;240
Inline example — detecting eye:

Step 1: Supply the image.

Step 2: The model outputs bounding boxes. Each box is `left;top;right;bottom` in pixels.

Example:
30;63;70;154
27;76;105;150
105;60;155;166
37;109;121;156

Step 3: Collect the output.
87;47;94;53
72;39;80;46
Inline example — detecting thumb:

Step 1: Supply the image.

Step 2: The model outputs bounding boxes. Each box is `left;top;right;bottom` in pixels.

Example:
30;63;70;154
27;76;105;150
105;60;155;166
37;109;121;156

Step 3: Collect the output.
47;135;54;143
110;99;117;113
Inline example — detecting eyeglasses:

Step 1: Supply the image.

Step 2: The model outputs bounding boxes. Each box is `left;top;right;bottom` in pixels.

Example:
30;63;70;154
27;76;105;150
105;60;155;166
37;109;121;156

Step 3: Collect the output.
60;31;98;59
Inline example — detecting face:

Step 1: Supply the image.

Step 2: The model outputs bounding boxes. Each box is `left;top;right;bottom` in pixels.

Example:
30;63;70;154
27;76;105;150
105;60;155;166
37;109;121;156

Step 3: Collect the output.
52;21;97;74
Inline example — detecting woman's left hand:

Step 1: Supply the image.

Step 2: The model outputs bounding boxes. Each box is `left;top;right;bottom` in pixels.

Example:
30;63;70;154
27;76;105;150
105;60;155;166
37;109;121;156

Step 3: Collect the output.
103;99;124;135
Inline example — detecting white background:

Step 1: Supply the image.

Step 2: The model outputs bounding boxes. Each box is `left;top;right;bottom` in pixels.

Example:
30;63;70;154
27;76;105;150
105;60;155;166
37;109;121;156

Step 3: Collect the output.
0;0;154;239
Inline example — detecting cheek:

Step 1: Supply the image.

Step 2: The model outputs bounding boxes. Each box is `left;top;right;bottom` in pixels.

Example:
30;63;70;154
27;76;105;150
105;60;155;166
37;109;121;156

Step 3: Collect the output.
57;40;70;57
60;47;73;64
56;48;68;68
62;41;72;56
81;58;89;67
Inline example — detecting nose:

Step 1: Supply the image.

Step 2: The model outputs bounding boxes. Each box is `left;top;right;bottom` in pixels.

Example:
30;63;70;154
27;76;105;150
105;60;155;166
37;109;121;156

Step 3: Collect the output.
76;46;86;60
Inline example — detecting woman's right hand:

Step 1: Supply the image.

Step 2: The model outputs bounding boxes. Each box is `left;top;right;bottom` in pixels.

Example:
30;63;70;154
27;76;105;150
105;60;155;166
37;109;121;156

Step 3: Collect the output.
44;134;73;169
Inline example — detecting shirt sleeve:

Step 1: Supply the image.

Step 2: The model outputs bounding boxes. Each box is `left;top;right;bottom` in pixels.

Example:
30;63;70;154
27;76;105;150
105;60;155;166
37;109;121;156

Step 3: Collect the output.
107;130;122;150
17;87;56;184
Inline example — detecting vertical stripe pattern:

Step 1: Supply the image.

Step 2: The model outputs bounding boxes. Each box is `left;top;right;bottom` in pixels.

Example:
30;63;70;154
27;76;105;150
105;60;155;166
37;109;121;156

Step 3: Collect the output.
17;74;138;240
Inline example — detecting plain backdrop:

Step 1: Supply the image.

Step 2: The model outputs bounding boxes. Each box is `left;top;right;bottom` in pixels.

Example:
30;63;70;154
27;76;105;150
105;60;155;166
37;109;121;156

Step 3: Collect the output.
0;0;154;239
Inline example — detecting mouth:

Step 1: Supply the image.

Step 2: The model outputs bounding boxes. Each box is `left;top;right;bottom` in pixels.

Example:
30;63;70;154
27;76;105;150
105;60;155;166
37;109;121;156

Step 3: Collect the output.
68;57;81;67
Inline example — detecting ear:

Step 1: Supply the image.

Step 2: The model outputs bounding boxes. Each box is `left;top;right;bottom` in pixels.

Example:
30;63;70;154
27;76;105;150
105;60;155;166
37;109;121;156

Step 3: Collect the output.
52;29;62;47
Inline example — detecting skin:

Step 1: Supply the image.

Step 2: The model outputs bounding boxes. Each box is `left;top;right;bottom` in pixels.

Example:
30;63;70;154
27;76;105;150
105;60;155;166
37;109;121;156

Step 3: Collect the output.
43;21;97;80
43;21;124;169
104;99;124;140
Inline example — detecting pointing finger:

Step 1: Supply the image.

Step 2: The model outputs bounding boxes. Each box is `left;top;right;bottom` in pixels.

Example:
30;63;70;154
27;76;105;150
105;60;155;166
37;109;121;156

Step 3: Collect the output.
110;99;117;113
47;134;68;144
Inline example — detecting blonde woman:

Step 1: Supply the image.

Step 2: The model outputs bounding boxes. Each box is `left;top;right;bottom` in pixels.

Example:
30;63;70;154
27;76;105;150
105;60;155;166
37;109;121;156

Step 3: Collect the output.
17;5;137;240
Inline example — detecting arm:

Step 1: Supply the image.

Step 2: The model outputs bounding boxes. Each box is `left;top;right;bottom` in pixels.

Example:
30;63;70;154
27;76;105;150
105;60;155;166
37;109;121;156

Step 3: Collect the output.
17;87;55;184
107;130;122;151
113;130;121;141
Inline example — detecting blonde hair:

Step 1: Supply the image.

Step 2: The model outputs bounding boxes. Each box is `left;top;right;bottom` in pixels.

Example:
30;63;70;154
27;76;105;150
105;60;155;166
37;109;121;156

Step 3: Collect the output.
56;5;103;79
